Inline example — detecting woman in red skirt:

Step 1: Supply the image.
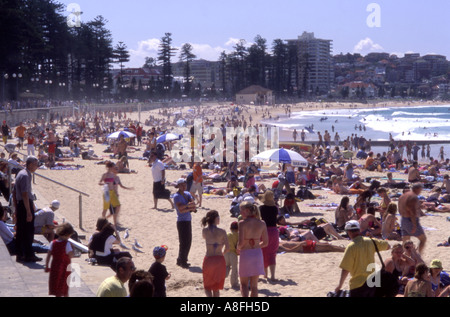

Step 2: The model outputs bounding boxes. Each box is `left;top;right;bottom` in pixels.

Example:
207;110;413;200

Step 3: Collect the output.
201;210;229;297
45;223;75;297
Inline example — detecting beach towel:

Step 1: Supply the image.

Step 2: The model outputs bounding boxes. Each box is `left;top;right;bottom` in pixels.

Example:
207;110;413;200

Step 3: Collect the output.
202;255;226;291
262;227;279;268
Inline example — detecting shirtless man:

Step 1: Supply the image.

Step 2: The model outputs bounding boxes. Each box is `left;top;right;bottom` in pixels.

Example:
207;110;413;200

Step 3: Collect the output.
408;161;422;183
46;128;57;163
398;183;427;254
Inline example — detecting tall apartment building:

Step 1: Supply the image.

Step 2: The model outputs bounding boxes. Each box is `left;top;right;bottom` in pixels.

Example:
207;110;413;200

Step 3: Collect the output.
172;59;222;89
286;32;334;95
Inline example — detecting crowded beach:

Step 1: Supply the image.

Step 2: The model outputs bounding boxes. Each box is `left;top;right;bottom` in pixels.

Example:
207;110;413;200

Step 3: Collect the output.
1;100;450;297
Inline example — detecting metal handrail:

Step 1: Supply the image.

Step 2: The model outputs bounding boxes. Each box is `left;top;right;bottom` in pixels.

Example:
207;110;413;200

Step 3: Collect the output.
0;142;89;229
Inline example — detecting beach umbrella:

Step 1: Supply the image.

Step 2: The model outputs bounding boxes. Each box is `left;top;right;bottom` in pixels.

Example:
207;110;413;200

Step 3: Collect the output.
157;133;182;143
107;131;136;140
251;148;308;167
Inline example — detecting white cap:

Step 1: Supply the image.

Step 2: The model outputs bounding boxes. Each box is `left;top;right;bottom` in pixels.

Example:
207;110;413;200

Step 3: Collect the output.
344;220;360;231
51;200;60;209
242;196;255;204
175;178;186;188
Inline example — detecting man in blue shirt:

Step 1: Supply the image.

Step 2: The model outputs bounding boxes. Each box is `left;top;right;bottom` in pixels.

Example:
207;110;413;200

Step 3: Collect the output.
173;178;197;268
14;156;41;262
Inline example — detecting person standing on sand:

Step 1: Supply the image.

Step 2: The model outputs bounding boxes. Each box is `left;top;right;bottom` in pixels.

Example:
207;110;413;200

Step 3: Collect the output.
292;129;298;142
259;191;279;281
201;210;229;297
149;151;174;209
238;201;268;297
335;220;390;297
1;121;10;144
173;178;197;269
99;161;134;234
117;134;128;160
398;183;427;255
301;129;306;142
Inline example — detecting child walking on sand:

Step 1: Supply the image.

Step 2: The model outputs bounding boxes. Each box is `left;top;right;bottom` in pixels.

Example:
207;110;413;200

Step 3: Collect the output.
225;222;239;289
45;223;75;297
149;245;170;297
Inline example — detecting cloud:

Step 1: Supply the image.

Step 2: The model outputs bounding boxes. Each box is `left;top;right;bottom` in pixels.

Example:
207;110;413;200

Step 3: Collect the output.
127;37;249;67
353;37;384;54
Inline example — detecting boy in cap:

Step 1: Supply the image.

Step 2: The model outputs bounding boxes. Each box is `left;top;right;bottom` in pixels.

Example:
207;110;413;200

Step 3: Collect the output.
149;245;170;297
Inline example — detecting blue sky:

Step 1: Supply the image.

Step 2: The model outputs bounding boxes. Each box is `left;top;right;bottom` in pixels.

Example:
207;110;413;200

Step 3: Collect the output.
60;0;450;67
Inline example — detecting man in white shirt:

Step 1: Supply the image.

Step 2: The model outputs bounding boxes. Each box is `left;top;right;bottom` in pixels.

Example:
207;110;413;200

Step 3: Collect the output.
149;151;174;209
34;200;59;242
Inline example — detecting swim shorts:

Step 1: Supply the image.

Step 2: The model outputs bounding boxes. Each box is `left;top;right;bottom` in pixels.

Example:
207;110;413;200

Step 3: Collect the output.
400;217;425;237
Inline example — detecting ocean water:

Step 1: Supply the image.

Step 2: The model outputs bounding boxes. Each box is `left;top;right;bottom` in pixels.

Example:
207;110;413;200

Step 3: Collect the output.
262;104;450;160
267;104;450;141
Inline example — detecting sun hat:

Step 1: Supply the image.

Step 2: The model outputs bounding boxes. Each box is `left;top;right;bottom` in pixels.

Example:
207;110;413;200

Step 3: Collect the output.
153;245;168;259
51;200;60;209
430;259;443;270
344;220;360;231
259;190;276;206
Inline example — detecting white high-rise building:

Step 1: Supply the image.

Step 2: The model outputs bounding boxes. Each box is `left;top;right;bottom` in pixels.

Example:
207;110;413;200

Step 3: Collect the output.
287;32;334;95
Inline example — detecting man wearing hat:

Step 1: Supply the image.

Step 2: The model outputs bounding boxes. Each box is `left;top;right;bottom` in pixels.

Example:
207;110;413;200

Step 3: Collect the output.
34;200;60;242
173;178;197;268
335;220;390;297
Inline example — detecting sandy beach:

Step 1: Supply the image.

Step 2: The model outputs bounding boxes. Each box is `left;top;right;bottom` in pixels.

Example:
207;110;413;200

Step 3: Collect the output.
19;100;450;297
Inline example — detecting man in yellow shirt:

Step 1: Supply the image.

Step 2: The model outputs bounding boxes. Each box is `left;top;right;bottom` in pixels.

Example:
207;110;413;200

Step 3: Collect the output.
335;220;390;297
97;257;135;297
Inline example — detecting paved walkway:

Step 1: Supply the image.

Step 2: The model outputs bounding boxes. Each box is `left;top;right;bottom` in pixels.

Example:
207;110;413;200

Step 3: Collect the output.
0;189;113;297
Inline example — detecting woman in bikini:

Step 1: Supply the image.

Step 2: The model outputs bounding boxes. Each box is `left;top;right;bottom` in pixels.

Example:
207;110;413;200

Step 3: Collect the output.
382;203;402;241
384;244;416;293
238;201;268;297
99;161;134;234
201;210;229;297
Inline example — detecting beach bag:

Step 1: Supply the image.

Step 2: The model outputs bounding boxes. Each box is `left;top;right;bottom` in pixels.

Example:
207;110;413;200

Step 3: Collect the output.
296;187;316;200
229;203;240;218
370;238;399;297
312;226;327;240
